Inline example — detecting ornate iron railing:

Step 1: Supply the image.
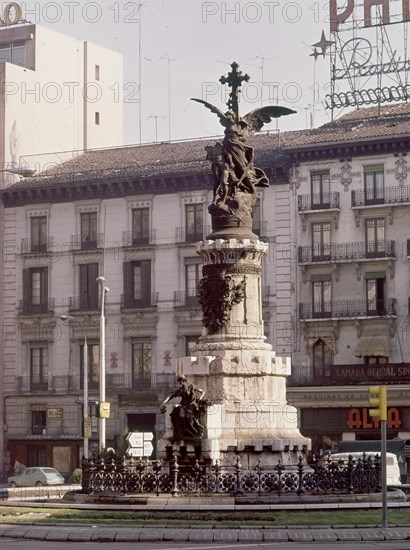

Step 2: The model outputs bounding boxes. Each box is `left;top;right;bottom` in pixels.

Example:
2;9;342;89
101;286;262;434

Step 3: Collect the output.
298;240;395;263
298;192;340;211
299;299;396;319
122;230;156;247
352;185;410;207
81;452;381;496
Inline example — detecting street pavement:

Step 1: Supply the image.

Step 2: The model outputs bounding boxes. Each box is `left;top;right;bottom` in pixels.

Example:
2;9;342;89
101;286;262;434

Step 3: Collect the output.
1;523;410;543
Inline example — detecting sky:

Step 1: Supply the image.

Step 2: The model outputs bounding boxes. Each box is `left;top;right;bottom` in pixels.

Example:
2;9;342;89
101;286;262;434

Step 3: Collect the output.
13;0;410;145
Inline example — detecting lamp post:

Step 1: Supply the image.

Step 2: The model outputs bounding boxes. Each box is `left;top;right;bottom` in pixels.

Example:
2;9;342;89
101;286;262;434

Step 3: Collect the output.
60;314;89;460
97;276;109;452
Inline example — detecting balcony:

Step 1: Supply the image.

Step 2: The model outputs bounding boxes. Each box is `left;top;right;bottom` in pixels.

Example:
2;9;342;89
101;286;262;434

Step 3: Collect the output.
122;230;156;247
175;226;210;244
106;372;177;392
299;299;396;320
70;233;104;251
68;296;100;311
17;376;49;392
352;185;410;207
298;240;396;264
19;298;55;315
21;237;54;255
288;362;410;386
298;192;340;212
174;291;200;308
121;292;158;309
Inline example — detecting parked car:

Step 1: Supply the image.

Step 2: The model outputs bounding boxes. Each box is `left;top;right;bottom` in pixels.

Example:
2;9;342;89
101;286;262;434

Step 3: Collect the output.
8;467;65;487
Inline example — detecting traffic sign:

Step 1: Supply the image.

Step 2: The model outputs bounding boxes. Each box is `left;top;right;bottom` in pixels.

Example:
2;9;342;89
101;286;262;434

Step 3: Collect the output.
126;431;154;457
127;432;143;447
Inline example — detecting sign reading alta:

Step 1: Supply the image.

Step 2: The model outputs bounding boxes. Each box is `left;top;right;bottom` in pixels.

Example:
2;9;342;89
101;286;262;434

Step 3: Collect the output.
0;3;22;27
347;407;401;430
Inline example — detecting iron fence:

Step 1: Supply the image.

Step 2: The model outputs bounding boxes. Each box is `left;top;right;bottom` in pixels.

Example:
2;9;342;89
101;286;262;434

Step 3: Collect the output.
298;192;340;211
82;452;381;497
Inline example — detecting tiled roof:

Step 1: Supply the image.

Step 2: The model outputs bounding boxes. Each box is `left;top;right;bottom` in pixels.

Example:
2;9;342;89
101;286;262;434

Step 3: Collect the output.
6;102;410;190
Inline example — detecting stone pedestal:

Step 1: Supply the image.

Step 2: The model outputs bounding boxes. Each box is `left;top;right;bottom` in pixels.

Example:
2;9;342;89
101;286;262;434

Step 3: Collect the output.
158;237;310;466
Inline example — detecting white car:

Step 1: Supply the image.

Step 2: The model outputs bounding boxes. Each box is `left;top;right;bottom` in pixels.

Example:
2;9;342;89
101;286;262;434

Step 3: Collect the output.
8;467;65;487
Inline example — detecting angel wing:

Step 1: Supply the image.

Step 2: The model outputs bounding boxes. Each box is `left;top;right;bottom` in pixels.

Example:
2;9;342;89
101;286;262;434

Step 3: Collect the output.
242;106;296;132
191;98;230;127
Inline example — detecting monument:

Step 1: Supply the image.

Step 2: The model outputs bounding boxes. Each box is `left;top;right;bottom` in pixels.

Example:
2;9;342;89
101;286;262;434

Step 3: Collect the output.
159;62;310;465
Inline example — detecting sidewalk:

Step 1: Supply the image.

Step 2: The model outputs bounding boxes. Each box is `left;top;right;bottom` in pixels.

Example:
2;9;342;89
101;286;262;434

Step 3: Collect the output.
1;522;410;543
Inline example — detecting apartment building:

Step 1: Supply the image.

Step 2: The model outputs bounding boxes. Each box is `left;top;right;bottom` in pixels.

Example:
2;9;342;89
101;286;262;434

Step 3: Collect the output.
2;104;410;477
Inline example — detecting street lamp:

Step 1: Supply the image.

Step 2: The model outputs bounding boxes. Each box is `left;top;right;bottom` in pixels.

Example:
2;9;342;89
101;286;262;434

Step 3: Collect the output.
97;276;109;452
60;314;89;460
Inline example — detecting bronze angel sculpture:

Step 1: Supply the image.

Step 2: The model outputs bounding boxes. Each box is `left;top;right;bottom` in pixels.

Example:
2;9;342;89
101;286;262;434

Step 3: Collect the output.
191;62;295;239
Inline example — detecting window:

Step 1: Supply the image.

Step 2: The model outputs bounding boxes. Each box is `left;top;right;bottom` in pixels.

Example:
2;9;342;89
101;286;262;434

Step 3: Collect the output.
132;207;150;245
30;216;47;252
366;274;386;315
132;341;152;388
185;203;204;242
95;64;100;80
364;165;384;204
364;356;388;365
186;261;201;305
185;335;200;356
311;171;330;208
31;410;46;435
312;222;331;261
30;345;48;390
312;278;331;318
27;446;46;467
365;218;385;257
95;112;100;125
0;40;26;66
312;339;333;378
80;342;100;390
80;212;98;249
252;198;262;236
123;260;152;307
79;263;99;309
22;268;49;313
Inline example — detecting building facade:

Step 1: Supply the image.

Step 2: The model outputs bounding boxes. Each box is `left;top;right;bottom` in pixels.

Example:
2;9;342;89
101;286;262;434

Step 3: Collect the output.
2;104;410;478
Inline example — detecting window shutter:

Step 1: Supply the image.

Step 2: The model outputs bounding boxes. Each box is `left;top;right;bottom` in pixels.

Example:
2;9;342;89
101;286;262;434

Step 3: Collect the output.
123;262;133;308
22;269;31;313
141;260;151;305
89;263;99;309
41;268;48;311
79;264;88;309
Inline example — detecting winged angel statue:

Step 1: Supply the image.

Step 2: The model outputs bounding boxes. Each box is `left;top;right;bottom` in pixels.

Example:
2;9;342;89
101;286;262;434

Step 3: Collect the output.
192;62;295;238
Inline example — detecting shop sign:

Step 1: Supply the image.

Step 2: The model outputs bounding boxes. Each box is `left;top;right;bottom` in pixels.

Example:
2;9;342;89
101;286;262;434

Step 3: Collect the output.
47;408;63;420
347;407;401;429
0;3;22;27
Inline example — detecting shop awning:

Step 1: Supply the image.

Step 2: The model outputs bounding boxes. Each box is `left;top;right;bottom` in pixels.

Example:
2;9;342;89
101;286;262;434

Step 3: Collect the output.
354;335;390;358
306;334;335;353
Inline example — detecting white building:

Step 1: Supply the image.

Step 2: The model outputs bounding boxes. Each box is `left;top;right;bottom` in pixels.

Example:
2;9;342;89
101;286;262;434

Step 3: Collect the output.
2;104;410;478
0;11;123;479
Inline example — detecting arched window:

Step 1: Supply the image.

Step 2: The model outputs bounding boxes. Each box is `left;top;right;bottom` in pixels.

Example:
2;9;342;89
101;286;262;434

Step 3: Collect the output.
312;338;333;379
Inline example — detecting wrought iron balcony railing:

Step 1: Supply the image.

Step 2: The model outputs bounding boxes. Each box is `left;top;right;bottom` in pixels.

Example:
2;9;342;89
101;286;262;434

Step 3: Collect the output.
106;372;177;392
68;296;101;311
21;237;54;255
298;192;340;211
352;185;410;207
122;230;156;247
299;298;396;320
173;290;200;308
121;292;158;309
175;226;211;244
70;233;104;251
19;298;55;315
298;240;396;263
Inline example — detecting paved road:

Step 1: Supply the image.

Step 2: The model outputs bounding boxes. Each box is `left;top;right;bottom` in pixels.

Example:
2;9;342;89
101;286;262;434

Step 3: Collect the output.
2;539;410;549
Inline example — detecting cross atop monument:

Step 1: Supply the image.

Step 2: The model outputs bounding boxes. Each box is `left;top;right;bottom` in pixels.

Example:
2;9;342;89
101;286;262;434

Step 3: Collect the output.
219;62;250;121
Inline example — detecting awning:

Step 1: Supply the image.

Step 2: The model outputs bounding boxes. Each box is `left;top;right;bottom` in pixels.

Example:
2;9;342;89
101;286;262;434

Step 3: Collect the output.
306;335;335;353
354;335;390;358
